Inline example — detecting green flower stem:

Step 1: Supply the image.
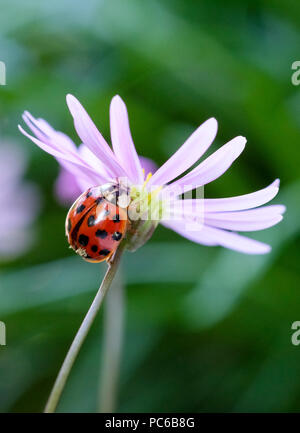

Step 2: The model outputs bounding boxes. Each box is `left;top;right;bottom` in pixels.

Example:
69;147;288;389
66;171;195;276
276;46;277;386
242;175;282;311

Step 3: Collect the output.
44;242;126;413
99;268;125;413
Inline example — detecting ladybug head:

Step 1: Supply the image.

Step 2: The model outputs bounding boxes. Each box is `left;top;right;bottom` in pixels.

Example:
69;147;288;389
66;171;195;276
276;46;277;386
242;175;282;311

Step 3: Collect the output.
99;180;130;209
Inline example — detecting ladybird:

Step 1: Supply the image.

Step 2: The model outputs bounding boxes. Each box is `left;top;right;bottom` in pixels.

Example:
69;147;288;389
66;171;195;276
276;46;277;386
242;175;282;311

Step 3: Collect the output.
66;183;128;263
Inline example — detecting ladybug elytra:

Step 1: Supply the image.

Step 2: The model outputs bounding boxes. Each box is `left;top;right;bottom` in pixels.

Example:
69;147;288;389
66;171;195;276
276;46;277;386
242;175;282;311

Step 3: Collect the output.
66;183;128;263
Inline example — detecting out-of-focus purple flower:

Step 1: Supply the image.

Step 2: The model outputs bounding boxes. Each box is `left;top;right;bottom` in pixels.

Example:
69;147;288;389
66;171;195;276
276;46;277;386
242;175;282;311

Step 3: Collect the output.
20;94;285;254
0;143;39;260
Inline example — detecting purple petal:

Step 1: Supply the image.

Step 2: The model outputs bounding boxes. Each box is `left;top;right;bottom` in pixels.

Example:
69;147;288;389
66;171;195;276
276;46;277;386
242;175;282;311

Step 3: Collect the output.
205;205;286;220
139;156;157;175
54;146;114;205
57;157;104;190
202;179;280;212
169;200;285;231
203;205;285;231
201;226;272;254
18;121;78;163
204;215;283;231
170;179;281;214
22;112;77;156
21;112;106;185
174;201;285;220
148;117;218;187
78;144;111;178
161;220;218;246
23;112;77;153
19;125;105;185
20;112;112;202
110;95;144;183
164;136;246;195
162;220;271;254
66;94;127;179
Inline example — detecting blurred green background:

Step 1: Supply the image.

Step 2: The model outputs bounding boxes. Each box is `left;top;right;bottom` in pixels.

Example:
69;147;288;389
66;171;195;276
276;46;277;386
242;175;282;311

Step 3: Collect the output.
0;0;300;413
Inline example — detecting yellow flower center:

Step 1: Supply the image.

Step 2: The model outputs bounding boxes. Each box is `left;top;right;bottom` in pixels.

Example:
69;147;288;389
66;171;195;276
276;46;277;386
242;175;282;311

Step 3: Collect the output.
129;171;163;222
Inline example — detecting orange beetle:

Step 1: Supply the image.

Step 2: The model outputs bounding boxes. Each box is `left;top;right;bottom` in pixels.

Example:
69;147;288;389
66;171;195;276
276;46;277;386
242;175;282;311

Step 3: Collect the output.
66;183;128;263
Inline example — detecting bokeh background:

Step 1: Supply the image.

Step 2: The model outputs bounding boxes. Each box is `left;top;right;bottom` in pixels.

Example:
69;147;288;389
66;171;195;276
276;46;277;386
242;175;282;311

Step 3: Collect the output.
0;0;300;413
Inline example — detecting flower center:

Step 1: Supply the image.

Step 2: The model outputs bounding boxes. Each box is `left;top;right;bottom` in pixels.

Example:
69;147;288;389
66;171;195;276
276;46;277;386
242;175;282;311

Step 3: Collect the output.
125;171;163;252
128;172;163;223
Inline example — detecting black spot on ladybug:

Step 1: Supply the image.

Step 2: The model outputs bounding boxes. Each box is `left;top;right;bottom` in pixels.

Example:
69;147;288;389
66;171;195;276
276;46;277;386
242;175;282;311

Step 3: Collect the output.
113;214;120;223
87;215;95;227
67;218;72;233
112;231;122;241
96;229;108;239
78;234;89;246
76;204;86;214
86;191;92;198
95;197;104;204
99;249;110;256
91;245;98;253
70;214;86;247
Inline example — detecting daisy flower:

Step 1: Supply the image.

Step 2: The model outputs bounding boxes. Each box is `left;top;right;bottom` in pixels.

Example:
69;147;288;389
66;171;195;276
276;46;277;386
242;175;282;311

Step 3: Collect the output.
0;143;39;260
19;94;285;255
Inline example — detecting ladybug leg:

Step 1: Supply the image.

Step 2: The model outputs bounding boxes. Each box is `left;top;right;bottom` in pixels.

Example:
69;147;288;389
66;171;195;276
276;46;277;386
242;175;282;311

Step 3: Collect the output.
106;253;115;267
106;245;121;267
